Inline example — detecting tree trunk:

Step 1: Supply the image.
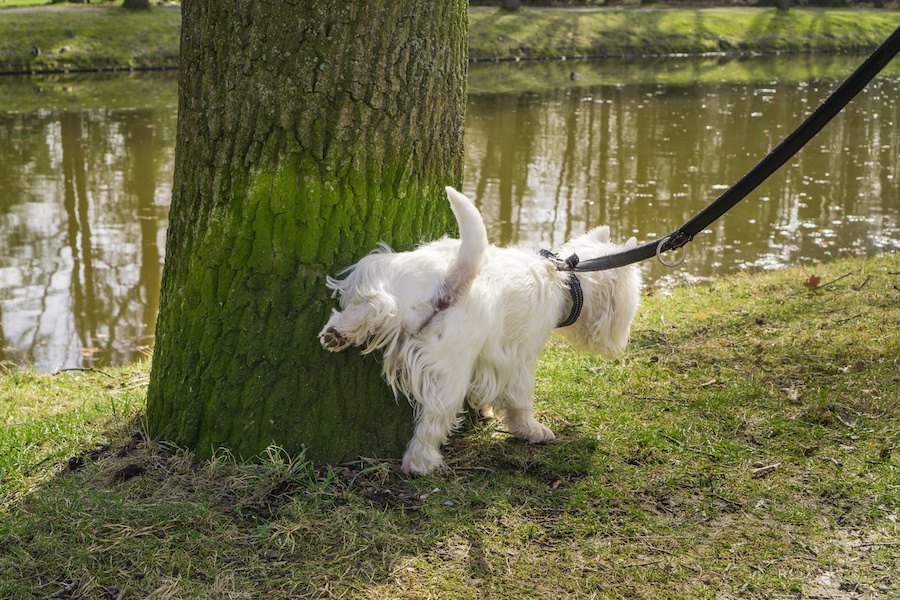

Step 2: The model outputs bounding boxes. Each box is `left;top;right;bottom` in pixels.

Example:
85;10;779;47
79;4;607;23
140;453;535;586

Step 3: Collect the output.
146;1;468;463
775;0;791;11
122;0;151;9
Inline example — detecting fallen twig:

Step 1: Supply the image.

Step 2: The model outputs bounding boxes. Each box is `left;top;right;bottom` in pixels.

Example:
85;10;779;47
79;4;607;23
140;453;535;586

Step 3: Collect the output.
794;541;820;557
646;543;676;557
851;275;871;291
750;463;779;478
712;493;744;509
23;455;53;475
50;580;79;598
832;313;862;326
818;270;860;290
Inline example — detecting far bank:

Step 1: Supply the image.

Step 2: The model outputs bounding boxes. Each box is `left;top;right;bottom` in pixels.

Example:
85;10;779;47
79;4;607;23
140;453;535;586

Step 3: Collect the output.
0;5;898;74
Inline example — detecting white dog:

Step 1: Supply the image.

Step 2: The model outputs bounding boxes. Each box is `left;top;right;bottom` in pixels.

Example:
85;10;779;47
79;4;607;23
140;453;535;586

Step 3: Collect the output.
319;188;641;475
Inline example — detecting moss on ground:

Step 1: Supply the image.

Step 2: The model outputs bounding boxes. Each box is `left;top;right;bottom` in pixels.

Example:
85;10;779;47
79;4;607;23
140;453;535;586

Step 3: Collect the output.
2;254;897;598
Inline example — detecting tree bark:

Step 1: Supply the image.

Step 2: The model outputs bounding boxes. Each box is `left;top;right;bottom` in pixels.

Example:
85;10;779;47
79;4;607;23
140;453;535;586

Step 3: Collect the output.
146;1;468;462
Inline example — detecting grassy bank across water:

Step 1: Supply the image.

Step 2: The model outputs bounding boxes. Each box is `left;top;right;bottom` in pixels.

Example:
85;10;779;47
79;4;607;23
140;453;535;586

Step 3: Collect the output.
469;7;900;60
0;6;899;74
2;254;898;597
0;5;180;74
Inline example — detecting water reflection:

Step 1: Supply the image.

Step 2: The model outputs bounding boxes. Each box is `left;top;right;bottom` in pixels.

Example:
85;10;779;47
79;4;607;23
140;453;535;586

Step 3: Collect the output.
0;75;176;371
0;58;897;371
463;65;899;287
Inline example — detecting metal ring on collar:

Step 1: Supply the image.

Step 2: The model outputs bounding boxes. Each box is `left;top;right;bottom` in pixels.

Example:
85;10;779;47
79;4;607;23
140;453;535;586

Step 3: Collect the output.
656;236;686;268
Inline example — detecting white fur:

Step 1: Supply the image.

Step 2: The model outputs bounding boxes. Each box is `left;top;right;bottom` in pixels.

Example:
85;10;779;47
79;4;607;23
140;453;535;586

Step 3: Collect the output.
319;187;641;475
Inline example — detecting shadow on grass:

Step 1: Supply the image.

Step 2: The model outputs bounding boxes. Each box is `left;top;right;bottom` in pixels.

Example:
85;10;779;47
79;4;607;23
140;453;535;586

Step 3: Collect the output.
0;404;613;597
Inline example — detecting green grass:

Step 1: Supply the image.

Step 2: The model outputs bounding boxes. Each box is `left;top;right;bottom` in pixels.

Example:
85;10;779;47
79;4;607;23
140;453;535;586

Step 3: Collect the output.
0;363;148;500
0;4;179;74
1;6;899;74
469;7;900;59
1;254;898;598
0;0;142;8
0;0;62;7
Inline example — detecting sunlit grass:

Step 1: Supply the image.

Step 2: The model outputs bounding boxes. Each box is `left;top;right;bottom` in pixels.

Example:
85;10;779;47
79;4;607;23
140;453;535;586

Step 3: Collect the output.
469;7;900;59
0;4;180;73
0;363;147;506
1;6;898;74
0;0;56;7
1;254;897;597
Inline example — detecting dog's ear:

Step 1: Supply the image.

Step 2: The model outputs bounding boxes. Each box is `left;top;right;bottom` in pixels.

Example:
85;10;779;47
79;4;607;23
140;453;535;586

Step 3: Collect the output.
625;236;638;249
588;225;610;243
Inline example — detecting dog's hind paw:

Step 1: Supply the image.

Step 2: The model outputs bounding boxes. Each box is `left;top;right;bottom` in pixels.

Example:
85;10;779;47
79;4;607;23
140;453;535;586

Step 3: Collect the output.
520;423;556;445
506;413;556;444
319;327;350;352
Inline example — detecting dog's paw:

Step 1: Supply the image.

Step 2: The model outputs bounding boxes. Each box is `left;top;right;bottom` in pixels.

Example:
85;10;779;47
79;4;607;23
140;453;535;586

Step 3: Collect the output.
521;423;556;445
319;327;350;352
401;442;444;476
478;406;495;421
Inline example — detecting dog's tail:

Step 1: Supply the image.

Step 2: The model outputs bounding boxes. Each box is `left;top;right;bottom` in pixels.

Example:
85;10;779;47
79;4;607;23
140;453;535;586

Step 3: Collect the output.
430;187;488;316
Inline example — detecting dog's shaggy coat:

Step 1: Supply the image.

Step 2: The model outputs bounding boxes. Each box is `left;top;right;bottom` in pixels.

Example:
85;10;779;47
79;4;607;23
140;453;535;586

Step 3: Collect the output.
320;188;641;475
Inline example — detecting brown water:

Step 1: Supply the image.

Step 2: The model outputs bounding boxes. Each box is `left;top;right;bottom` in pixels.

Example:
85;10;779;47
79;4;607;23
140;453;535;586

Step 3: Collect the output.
1;57;898;371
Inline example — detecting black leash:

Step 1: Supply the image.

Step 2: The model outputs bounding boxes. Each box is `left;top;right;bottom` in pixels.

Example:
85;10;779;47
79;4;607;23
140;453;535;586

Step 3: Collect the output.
553;26;900;273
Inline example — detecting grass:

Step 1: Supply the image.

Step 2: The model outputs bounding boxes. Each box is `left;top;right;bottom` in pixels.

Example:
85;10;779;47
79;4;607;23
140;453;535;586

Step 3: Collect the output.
0;0;67;7
1;253;898;598
0;6;899;74
468;7;900;59
0;4;179;74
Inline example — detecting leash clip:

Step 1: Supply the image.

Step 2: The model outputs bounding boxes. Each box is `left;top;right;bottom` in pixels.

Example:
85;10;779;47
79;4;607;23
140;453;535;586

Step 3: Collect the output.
539;249;579;271
656;234;688;268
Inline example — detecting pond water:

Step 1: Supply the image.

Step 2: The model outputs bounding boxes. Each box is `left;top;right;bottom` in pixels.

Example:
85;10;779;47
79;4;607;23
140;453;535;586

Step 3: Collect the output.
1;56;898;371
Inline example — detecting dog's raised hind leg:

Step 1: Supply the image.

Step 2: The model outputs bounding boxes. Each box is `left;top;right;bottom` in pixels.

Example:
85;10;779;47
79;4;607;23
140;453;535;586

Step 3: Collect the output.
319;326;350;352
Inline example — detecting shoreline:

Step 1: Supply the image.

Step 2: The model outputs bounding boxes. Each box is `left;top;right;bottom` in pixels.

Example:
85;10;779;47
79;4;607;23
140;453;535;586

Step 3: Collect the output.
0;6;898;76
1;48;881;77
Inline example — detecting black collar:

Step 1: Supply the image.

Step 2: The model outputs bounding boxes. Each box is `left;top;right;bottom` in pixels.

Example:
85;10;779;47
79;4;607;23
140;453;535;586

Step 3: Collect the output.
540;249;583;328
557;273;583;328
